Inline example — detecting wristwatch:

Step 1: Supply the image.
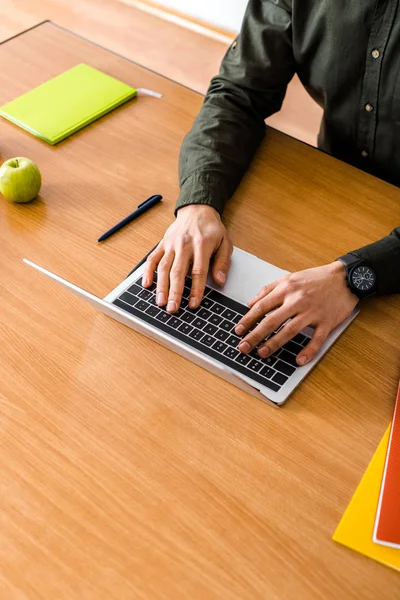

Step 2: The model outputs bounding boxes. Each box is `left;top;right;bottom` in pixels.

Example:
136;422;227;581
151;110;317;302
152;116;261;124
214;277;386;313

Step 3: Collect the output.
336;253;377;298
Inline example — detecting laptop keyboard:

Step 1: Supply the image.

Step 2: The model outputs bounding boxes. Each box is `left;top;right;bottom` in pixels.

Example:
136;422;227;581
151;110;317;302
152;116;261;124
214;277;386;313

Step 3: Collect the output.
112;272;311;393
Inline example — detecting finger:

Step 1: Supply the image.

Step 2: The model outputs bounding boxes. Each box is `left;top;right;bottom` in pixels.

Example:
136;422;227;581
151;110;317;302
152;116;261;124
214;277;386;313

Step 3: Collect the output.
256;316;306;358
211;235;233;285
156;251;175;306
238;304;295;354
189;241;212;309
296;326;329;366
142;243;164;287
235;288;283;336
167;244;193;313
248;281;278;308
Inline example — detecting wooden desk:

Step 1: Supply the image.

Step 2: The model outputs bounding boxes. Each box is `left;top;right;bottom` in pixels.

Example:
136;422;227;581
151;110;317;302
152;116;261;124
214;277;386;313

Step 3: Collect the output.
0;21;399;600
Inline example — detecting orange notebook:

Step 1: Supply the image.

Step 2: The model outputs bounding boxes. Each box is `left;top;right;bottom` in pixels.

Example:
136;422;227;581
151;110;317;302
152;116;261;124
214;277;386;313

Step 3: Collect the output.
373;379;400;549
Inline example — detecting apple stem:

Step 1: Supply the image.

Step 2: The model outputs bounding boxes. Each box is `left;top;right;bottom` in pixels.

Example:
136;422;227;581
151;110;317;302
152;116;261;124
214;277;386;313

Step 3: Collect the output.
15;159;19;167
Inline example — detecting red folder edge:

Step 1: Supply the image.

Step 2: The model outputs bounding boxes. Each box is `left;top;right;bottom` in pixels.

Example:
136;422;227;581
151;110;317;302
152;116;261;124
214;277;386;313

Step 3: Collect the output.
373;379;400;549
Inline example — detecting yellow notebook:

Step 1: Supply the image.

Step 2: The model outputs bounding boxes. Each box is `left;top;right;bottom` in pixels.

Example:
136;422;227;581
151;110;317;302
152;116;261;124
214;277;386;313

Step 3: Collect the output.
333;427;400;572
0;64;137;145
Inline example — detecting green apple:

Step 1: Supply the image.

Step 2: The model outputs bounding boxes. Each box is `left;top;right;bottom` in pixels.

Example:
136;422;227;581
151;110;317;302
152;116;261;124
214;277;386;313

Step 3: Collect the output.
0;157;42;203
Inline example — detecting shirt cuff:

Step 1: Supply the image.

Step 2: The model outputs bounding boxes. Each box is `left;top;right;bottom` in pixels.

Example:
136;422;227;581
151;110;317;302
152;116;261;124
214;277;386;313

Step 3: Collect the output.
175;172;228;217
351;228;400;296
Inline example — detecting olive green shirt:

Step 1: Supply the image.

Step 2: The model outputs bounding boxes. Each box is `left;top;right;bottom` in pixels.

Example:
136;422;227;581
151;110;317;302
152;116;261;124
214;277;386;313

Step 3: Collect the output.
176;0;400;295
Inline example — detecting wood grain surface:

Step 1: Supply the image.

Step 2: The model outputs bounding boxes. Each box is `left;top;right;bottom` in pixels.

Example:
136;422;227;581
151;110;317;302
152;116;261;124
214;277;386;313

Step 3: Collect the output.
0;22;399;600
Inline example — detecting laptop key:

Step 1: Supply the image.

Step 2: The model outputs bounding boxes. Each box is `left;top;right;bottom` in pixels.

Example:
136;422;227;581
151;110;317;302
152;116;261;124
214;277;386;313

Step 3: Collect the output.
220;319;234;332
211;303;225;315
168;317;181;329
279;349;298;368
182;286;191;299
209;314;223;326
221;308;236;321
138;289;152;301
260;355;277;367
292;333;307;346
284;340;303;356
248;359;263;372
192;317;207;329
188;328;203;341
272;372;288;386
180;311;196;324
226;334;241;347
260;366;275;379
234;353;250;366
197;308;212;320
128;284;142;296
136;300;149;312
231;313;242;325
201;297;214;309
156;311;171;323
200;334;215;347
275;360;296;377
119;292;139;307
215;329;229;341
145;305;160;318
223;347;240;360
180;297;189;309
212;341;227;353
178;322;193;335
204;323;218;335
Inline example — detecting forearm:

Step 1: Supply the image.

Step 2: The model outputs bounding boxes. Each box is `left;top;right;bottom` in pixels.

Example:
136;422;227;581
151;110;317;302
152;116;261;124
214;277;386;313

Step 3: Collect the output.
175;0;295;216
352;227;400;295
176;77;269;215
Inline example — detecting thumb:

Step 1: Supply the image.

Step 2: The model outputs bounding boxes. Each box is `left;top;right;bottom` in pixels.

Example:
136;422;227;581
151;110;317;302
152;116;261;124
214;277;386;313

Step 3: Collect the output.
212;235;232;285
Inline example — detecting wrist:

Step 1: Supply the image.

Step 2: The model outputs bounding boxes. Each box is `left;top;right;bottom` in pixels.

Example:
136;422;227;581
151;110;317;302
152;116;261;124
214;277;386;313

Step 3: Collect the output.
328;260;346;276
176;203;220;219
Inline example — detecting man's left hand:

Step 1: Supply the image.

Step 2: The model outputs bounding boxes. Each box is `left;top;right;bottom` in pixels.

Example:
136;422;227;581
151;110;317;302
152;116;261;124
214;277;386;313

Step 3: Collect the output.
234;262;359;366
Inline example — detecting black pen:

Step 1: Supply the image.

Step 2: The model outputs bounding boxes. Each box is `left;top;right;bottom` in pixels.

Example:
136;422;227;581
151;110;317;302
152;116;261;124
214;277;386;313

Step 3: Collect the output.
97;194;162;242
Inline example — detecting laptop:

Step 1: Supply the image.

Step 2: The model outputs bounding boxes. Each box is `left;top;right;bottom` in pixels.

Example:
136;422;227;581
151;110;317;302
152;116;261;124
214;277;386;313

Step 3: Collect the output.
23;247;358;406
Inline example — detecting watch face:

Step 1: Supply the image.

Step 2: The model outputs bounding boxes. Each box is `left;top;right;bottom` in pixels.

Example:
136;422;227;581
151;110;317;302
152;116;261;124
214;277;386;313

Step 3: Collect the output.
351;265;376;291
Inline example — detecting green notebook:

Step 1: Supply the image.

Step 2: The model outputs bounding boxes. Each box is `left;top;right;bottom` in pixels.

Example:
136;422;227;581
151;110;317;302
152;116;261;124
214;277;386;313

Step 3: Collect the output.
0;63;137;145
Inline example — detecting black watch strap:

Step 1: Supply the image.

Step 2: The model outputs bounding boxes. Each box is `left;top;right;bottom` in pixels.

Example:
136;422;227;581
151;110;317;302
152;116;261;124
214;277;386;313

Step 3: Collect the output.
336;253;360;268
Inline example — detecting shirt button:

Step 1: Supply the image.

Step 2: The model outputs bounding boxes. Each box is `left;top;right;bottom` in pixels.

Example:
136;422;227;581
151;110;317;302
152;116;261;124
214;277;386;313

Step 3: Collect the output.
371;49;380;59
365;103;374;112
361;150;369;158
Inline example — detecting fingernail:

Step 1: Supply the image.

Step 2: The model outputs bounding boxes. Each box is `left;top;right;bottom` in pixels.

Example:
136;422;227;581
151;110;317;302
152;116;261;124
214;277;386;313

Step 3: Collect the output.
235;324;245;335
189;297;197;309
258;347;269;358
157;293;166;306
218;271;226;284
239;342;250;353
298;355;307;365
142;276;148;287
167;301;176;313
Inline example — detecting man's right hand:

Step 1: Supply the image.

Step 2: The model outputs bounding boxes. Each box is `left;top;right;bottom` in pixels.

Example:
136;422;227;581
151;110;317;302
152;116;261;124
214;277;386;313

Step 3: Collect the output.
142;204;233;313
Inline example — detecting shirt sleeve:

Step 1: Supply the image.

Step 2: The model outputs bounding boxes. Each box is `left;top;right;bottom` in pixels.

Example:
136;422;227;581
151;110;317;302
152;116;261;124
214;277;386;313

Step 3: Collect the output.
175;0;295;216
352;227;400;295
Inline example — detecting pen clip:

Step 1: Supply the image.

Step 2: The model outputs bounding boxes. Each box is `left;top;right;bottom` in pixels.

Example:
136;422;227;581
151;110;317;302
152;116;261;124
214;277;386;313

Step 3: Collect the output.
137;195;159;208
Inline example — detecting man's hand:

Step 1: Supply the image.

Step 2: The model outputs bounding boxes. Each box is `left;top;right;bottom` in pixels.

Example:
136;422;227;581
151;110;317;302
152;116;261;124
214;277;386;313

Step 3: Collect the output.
235;262;359;365
142;205;233;313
